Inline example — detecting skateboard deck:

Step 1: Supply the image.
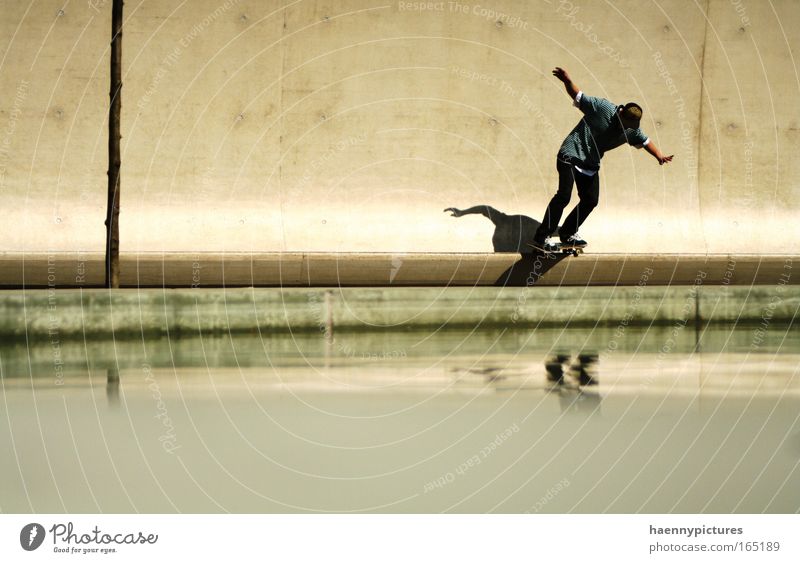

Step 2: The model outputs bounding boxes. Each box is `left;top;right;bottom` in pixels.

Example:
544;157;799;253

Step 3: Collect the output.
526;241;585;257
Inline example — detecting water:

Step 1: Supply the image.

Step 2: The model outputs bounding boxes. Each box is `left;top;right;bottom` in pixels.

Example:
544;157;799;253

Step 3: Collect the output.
1;325;799;513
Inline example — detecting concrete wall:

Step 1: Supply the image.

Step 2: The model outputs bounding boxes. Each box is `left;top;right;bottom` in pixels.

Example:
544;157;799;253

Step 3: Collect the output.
1;0;798;255
3;285;798;339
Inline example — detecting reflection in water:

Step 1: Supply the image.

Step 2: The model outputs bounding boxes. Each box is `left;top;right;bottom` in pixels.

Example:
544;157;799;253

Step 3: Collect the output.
545;353;601;415
556;386;601;416
1;326;799;514
546;354;598;387
106;367;120;408
452;353;600;392
545;354;571;384
455;366;508;384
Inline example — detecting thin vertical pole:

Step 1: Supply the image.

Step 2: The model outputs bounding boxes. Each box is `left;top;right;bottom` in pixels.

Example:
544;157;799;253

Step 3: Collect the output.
105;0;123;288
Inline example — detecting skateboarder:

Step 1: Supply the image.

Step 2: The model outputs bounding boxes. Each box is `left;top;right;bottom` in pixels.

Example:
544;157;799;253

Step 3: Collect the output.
531;67;673;252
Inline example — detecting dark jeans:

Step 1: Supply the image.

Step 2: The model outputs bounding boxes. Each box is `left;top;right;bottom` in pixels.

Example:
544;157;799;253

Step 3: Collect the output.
535;158;600;242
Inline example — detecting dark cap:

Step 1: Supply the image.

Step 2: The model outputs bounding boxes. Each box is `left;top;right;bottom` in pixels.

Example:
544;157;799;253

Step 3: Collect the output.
620;102;643;127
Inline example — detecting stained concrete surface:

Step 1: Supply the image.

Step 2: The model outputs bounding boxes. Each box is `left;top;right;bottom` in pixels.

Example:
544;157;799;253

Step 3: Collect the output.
1;285;797;339
0;251;795;287
1;1;799;256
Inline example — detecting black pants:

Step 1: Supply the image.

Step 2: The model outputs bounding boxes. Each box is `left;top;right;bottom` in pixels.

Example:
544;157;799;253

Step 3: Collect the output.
535;158;600;242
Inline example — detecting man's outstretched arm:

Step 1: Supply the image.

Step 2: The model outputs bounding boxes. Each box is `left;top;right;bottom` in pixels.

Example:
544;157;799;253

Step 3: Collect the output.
553;67;579;100
644;141;674;165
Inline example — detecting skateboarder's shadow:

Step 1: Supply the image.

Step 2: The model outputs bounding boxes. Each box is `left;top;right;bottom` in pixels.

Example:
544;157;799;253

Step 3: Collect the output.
444;205;567;286
444;205;558;253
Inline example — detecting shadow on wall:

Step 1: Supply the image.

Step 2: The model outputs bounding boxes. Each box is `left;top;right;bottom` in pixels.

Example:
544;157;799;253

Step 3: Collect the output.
444;205;559;253
444;205;567;286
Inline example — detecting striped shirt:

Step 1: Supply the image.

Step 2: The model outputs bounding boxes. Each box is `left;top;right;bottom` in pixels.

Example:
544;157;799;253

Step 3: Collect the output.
558;91;649;175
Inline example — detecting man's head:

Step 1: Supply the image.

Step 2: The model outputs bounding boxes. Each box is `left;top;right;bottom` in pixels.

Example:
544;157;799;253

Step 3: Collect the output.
617;102;643;129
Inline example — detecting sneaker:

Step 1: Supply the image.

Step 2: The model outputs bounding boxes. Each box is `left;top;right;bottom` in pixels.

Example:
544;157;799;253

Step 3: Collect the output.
560;234;587;249
529;239;559;253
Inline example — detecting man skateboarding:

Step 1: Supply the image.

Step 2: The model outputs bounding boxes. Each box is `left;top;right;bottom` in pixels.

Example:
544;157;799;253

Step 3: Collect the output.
531;67;673;252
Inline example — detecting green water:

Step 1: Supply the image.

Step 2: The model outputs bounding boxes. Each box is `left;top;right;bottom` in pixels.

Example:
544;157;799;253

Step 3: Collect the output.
1;326;798;513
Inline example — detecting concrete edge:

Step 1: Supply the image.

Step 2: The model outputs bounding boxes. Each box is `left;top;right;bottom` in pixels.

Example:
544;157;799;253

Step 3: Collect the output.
0;252;796;287
0;285;796;340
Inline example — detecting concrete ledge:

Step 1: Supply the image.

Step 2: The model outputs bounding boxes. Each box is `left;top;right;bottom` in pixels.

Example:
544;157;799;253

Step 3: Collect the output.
1;286;796;340
0;252;796;287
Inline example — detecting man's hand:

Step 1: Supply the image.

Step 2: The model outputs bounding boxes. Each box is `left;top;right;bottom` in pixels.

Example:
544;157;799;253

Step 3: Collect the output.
444;207;464;217
645;141;674;165
553;67;579;100
552;67;571;83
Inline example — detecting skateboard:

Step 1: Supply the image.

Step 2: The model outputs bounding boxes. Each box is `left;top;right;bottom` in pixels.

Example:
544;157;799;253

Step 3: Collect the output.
526;240;585;257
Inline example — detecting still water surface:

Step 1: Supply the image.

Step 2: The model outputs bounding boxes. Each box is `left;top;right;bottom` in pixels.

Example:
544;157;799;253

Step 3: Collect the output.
1;326;798;513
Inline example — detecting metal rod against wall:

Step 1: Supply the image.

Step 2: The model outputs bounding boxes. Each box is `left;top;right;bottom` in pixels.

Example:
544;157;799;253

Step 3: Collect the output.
105;0;123;288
